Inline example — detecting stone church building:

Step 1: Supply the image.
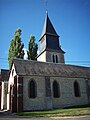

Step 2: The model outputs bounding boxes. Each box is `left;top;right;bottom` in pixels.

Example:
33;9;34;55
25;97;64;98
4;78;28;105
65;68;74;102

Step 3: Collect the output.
2;12;90;112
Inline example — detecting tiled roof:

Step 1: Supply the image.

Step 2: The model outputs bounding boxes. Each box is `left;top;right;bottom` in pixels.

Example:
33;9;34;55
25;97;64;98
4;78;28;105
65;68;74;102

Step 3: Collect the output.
13;59;90;78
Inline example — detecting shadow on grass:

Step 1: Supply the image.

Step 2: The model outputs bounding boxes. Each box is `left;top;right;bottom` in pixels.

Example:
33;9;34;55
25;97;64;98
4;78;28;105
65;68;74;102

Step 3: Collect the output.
17;104;90;117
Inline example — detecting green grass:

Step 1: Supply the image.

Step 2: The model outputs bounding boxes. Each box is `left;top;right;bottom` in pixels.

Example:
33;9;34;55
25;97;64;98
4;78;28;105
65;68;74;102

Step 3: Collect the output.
17;106;90;117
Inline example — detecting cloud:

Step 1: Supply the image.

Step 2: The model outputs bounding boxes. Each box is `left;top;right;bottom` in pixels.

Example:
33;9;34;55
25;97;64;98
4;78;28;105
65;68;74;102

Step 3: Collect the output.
37;50;39;55
23;48;28;60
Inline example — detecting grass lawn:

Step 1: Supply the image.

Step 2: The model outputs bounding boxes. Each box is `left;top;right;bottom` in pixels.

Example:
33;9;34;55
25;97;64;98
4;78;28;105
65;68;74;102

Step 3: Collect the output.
17;106;90;117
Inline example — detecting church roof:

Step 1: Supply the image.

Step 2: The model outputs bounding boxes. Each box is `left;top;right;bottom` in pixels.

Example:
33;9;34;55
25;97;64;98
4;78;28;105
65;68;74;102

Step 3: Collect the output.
40;12;59;40
13;59;90;79
1;69;9;81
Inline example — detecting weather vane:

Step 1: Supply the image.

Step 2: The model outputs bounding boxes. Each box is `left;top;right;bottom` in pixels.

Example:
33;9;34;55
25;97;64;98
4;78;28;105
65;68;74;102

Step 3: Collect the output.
45;0;48;13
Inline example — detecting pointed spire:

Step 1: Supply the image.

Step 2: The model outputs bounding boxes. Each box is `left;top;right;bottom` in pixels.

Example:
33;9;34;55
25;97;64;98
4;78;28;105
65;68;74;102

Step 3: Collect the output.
40;12;59;41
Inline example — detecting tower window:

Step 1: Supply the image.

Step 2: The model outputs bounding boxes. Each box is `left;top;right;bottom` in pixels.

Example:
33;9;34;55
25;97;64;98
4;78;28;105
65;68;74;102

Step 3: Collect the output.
53;81;60;98
56;55;58;63
74;81;80;97
53;54;55;63
29;80;37;98
52;54;58;63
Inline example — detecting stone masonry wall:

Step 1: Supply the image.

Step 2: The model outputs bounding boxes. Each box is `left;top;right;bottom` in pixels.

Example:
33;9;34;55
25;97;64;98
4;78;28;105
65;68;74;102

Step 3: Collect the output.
23;76;88;111
50;77;88;108
87;79;90;103
23;76;46;111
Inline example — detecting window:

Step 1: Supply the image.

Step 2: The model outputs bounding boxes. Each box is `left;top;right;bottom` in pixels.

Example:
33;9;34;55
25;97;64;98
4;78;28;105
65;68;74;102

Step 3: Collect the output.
53;54;55;63
53;81;60;98
74;81;80;97
56;55;58;63
52;54;58;63
29;80;37;98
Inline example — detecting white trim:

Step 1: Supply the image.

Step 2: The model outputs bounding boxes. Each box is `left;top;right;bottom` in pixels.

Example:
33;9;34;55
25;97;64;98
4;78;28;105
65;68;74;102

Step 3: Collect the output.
7;93;9;110
17;83;22;86
1;82;4;110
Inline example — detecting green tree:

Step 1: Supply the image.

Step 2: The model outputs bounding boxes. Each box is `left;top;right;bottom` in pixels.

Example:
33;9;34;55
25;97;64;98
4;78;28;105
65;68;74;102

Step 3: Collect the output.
8;28;24;67
27;35;38;60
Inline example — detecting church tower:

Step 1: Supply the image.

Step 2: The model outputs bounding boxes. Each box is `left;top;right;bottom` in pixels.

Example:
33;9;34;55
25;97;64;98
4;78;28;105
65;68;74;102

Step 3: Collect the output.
37;12;65;63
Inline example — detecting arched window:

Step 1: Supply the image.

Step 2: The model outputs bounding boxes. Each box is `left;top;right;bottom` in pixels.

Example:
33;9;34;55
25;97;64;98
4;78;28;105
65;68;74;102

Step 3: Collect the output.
53;54;55;63
74;81;80;97
52;54;58;63
56;55;58;63
53;81;60;98
29;80;37;98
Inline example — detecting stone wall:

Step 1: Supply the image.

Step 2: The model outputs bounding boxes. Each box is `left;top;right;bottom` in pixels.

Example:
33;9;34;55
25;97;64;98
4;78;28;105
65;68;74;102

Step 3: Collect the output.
86;79;90;103
23;76;46;111
23;75;88;111
37;51;46;62
51;77;88;108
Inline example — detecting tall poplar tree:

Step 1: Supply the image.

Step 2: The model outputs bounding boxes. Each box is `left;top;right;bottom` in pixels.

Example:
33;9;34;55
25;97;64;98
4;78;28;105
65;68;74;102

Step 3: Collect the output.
8;28;24;67
27;35;38;60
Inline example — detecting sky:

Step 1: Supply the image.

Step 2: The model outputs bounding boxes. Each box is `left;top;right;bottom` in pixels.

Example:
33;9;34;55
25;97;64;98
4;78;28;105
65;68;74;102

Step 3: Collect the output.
0;0;90;69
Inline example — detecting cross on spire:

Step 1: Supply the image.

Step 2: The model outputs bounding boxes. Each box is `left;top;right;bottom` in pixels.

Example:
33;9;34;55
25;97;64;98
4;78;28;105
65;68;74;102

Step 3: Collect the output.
45;0;48;13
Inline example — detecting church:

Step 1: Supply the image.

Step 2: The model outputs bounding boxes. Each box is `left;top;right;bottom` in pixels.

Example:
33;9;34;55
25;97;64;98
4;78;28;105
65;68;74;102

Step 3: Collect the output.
1;12;90;112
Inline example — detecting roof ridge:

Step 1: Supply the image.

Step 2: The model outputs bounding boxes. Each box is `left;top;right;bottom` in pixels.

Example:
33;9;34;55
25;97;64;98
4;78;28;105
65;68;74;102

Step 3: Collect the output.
13;58;90;68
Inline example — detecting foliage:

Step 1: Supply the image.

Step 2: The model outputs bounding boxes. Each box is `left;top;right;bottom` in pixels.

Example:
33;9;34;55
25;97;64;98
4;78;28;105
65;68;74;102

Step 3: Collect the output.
8;28;24;67
17;107;90;117
27;35;38;60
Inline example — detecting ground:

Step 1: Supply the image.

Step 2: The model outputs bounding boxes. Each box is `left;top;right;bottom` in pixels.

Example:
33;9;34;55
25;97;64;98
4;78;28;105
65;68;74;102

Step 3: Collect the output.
0;111;90;120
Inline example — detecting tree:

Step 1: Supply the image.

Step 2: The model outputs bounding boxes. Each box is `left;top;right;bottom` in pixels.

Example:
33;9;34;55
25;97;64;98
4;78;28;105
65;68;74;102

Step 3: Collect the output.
8;28;24;67
27;35;38;60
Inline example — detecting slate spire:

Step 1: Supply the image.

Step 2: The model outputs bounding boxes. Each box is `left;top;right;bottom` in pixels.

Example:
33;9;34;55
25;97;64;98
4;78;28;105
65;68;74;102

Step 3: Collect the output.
40;12;59;40
39;12;65;53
